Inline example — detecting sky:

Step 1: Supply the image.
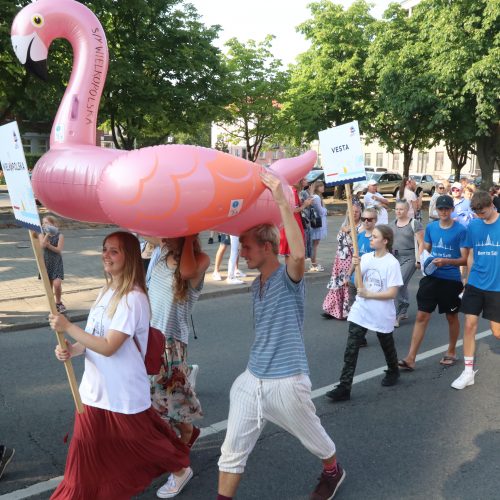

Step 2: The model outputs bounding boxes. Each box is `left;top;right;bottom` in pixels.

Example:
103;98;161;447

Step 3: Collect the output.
188;0;394;66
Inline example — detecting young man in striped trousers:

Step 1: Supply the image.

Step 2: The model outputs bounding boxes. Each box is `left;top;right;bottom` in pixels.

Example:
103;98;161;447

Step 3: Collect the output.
216;171;345;500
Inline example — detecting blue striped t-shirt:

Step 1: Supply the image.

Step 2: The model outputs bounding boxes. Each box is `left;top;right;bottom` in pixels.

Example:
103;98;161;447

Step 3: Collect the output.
247;265;309;379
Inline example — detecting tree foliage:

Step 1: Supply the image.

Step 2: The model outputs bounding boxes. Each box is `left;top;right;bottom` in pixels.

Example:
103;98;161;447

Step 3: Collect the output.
283;0;377;143
364;3;441;177
1;0;228;149
217;36;289;162
416;0;500;186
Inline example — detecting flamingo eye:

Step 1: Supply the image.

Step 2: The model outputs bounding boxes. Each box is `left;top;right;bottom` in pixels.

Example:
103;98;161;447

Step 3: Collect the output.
31;14;44;28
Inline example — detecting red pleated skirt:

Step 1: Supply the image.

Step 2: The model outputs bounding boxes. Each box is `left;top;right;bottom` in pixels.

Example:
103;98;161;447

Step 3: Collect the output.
51;405;190;500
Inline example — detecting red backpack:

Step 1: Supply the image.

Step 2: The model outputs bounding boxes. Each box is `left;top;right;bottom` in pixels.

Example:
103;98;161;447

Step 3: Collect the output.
134;326;165;375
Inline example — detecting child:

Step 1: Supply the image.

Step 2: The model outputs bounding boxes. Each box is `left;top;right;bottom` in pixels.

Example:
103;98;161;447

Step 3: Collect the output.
39;216;65;312
326;225;403;401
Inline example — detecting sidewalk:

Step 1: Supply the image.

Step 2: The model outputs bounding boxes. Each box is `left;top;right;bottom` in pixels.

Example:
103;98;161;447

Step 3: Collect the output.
0;213;341;333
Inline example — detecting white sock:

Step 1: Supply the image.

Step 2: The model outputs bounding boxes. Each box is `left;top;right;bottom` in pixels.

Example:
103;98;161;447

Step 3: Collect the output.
464;356;474;373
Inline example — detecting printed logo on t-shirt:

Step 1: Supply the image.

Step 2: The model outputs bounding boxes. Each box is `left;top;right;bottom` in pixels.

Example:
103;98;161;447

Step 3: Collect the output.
433;237;454;258
476;233;500;256
363;269;384;292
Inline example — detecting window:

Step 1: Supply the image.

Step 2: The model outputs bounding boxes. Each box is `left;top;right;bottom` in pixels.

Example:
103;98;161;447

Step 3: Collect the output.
435;151;444;171
364;153;371;165
22;137;32;154
38;138;49;153
376;152;383;167
417;151;429;172
392;153;400;170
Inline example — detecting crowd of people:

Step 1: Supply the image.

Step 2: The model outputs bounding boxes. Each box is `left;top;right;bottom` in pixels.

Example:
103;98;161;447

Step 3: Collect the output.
2;175;499;500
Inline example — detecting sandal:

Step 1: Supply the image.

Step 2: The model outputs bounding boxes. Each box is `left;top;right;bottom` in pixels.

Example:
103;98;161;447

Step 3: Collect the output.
398;359;414;371
439;355;458;366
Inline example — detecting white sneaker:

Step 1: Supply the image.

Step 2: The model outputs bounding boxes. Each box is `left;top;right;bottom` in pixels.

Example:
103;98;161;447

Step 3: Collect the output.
226;277;244;285
157;468;193;498
212;271;222;281
308;265;319;272
187;364;199;390
234;269;246;278
315;264;325;271
451;369;477;390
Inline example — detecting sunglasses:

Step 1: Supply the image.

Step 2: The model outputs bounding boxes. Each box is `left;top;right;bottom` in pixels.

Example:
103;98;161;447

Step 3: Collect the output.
451;188;461;192
361;217;375;222
437;186;445;189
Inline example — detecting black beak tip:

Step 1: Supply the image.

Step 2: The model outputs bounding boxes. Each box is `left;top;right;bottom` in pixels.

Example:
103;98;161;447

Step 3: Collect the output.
25;58;49;81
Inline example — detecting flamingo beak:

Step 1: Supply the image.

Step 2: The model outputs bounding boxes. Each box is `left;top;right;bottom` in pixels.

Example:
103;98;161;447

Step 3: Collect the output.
11;33;49;81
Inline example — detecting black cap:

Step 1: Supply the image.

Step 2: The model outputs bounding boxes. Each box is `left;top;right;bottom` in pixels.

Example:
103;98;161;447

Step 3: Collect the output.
435;195;454;209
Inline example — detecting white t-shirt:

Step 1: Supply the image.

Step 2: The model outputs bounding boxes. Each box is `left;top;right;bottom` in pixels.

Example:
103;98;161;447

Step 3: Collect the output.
364;192;388;224
404;188;417;219
79;288;151;414
348;252;403;333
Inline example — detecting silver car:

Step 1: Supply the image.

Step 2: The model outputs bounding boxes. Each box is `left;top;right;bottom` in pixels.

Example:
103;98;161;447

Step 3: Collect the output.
410;174;436;195
354;172;403;196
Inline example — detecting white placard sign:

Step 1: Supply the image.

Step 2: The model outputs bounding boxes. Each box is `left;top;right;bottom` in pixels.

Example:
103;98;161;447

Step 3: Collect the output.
0;121;42;232
318;121;366;186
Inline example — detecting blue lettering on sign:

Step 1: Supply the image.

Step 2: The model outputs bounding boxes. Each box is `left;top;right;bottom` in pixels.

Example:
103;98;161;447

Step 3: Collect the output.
330;144;350;154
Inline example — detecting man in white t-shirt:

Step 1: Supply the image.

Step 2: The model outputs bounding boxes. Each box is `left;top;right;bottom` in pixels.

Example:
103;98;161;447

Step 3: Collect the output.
363;180;389;224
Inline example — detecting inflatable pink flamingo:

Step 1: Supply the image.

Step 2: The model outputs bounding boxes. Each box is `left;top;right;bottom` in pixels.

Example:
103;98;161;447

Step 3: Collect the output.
11;0;316;237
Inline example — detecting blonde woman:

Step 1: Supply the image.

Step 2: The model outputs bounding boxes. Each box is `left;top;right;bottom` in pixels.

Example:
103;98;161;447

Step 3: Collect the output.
309;180;328;271
148;235;210;498
49;232;189;499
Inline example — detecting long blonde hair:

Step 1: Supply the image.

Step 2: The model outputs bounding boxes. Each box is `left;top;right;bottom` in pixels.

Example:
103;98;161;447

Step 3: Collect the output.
162;236;203;303
101;231;147;318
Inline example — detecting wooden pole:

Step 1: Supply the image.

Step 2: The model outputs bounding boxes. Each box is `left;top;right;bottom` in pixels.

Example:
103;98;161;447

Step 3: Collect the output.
344;184;362;288
29;230;84;414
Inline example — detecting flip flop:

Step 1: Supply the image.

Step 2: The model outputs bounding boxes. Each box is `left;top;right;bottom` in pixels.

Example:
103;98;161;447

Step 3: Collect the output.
439;356;458;366
398;359;414;371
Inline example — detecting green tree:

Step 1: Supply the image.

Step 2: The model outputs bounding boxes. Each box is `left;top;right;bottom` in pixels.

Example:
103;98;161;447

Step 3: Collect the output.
282;0;377;143
417;0;500;186
217;36;289;162
2;0;228;149
0;0;69;132
364;3;440;177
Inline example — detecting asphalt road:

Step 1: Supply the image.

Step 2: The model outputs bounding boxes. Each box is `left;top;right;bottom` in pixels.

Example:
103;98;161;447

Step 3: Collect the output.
0;279;499;499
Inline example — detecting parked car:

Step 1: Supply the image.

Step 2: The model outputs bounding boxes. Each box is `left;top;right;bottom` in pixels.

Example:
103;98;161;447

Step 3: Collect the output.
410;174;436;195
305;168;336;197
354;172;403;196
365;166;388;173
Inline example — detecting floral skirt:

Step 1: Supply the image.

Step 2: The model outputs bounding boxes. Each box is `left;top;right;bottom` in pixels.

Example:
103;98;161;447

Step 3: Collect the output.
151;337;203;424
51;405;189;500
323;256;353;319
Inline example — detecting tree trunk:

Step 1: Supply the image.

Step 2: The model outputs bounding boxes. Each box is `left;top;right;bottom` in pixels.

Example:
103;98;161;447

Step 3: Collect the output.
445;143;469;182
476;128;499;187
402;144;414;178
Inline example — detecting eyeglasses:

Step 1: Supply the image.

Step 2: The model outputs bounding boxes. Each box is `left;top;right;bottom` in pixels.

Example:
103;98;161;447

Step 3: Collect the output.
361;217;375;222
437;186;445;190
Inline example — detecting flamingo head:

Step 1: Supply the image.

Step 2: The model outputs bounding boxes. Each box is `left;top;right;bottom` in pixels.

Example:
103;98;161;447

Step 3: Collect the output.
11;0;63;81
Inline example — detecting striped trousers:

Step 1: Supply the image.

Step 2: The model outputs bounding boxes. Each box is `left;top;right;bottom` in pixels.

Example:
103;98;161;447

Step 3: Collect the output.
218;369;336;473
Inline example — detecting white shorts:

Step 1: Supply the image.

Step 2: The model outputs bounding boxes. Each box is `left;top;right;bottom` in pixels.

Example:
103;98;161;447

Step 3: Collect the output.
218;369;336;473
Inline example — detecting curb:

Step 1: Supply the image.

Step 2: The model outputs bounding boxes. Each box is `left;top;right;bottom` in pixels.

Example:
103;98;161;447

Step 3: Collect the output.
0;273;329;334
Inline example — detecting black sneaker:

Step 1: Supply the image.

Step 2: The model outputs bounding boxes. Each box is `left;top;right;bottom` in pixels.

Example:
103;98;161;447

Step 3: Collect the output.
0;446;15;480
325;385;350;402
381;369;400;386
310;465;346;499
321;312;335;319
208;237;214;244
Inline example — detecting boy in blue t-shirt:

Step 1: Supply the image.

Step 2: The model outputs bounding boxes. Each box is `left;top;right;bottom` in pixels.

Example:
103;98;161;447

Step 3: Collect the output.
451;191;500;390
398;195;467;371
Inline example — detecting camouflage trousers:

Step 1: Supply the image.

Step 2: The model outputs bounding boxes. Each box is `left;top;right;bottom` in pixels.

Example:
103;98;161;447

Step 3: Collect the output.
339;322;399;390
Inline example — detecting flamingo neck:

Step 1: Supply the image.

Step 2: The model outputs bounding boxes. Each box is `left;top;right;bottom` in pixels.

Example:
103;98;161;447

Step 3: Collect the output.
50;6;108;148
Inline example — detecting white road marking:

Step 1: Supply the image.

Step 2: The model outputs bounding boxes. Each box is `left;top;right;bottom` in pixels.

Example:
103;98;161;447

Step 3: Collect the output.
0;329;492;499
